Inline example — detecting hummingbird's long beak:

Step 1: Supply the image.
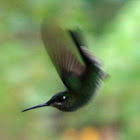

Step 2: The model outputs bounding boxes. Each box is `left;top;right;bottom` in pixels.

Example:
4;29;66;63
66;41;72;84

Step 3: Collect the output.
21;102;50;112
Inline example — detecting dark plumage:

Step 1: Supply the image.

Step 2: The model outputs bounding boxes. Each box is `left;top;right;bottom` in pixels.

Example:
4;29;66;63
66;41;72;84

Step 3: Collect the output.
22;20;106;112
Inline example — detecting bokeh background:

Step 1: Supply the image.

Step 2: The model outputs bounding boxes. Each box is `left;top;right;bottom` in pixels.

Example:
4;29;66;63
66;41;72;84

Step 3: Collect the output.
0;0;140;140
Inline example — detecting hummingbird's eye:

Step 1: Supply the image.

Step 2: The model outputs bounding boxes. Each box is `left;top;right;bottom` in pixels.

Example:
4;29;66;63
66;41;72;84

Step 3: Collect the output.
57;95;67;103
63;96;66;100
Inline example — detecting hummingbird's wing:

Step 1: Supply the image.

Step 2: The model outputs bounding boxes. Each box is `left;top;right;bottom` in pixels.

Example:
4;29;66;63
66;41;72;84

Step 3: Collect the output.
68;29;108;79
41;20;85;90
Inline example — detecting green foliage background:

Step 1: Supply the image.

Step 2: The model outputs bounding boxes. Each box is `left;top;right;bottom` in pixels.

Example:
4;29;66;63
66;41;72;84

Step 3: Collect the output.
0;0;140;140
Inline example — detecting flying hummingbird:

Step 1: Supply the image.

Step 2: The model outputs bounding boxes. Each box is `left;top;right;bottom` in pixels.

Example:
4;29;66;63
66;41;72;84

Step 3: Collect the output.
22;20;107;112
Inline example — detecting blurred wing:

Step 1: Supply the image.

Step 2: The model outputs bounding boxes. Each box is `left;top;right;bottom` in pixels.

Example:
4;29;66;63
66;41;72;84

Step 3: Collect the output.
41;20;85;90
68;29;108;79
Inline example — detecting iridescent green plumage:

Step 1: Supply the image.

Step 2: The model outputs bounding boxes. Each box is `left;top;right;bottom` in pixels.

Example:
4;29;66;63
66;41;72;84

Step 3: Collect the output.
22;20;106;112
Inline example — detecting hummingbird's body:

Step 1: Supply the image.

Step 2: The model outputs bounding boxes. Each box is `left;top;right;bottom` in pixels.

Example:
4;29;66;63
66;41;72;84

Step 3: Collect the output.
22;20;106;112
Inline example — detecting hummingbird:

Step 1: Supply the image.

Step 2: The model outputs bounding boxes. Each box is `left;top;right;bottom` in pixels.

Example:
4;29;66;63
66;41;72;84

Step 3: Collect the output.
22;20;107;112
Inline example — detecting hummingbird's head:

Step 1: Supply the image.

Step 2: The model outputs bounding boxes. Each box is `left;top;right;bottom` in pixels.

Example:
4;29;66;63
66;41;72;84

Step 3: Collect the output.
48;91;71;110
21;91;74;112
